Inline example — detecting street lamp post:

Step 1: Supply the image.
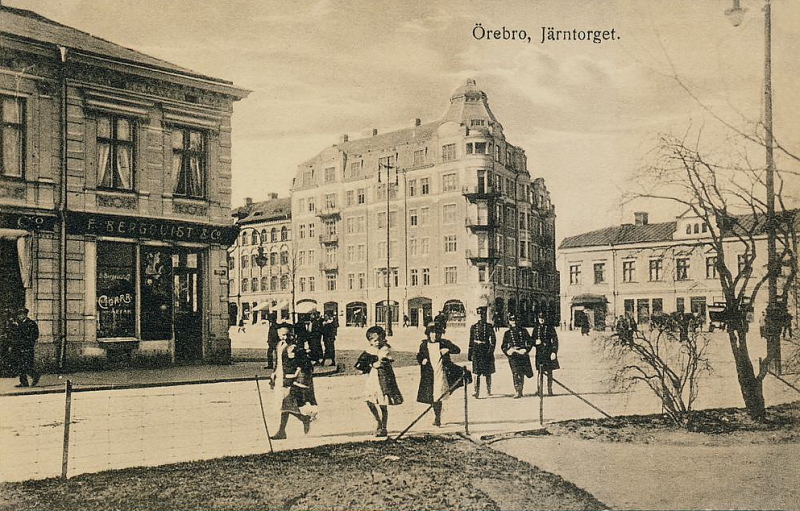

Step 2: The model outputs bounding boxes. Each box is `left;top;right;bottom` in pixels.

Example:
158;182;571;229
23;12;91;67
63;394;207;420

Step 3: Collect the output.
379;155;399;336
726;0;781;373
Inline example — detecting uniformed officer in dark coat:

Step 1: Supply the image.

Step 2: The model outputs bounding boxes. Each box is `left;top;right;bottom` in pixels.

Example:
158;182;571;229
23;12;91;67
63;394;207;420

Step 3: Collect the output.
501;314;533;398
11;307;40;387
533;313;560;396
265;312;280;369
468;306;496;398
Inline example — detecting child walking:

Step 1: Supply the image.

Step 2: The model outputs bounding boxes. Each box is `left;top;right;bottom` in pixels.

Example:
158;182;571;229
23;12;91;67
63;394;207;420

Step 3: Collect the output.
355;325;404;437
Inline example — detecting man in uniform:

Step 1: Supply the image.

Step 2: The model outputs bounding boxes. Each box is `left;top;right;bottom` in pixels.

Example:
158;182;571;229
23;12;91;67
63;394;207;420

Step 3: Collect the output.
321;311;339;366
468;306;496;398
501;314;533;398
12;307;40;387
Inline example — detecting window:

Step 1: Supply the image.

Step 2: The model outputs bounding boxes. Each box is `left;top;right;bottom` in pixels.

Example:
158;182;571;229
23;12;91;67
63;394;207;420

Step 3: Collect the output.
442;204;456;224
299;224;306;239
705;256;718;279
738;253;752;274
324;167;336;183
241;278;249;293
97;115;134;190
422;268;430;285
347;161;362;179
271;228;278;242
251;277;258;291
172;127;205;198
308;223;315;237
325;193;336;209
348;273;355;290
260;229;267;244
444;266;457;284
1;96;24;178
444;235;457;253
623;260;636;282
326;274;336;291
478;265;487;283
97;242;135;338
409;238;417;256
308;276;315;292
298;251;305;266
409;209;418;227
228;256;235;270
358;272;366;289
281;226;289;241
307;198;316;213
241;232;248;246
377;211;386;229
280;250;289;265
299;277;306;293
421;178;430;195
441;143;456;162
569;264;581;285
251;254;258;267
649;259;663;281
357;188;366;204
269;251;277;265
270;276;278;291
389;211;397;228
251;231;259;245
421;237;430;255
408;179;417;196
325;246;336;263
420;207;430;225
357;216;366;233
241;255;248;268
676;297;685;313
357;244;366;261
442;173;458;192
594;262;606;284
346;245;355;262
474;142;487;154
410;269;419;286
685;224;692;235
676;258;690;281
413;149;425;166
346;190;355;206
301;170;314;186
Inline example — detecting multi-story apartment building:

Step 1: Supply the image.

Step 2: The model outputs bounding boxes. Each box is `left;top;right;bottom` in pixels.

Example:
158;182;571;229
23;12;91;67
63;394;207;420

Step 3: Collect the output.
559;211;799;330
228;194;293;324
291;79;558;328
0;6;248;367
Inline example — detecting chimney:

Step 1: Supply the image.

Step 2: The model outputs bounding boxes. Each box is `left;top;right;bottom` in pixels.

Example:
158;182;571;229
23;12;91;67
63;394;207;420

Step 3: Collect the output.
268;193;278;200
413;118;421;127
634;212;649;226
372;128;378;137
339;134;349;143
245;197;253;206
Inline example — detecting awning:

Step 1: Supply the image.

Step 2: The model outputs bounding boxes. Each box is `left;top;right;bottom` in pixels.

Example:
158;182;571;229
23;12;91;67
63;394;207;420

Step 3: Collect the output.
571;294;608;305
271;300;289;311
252;302;271;311
295;301;318;314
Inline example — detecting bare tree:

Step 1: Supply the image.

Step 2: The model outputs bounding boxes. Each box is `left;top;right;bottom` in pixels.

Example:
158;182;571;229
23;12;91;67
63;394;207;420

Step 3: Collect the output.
599;317;712;426
627;130;798;420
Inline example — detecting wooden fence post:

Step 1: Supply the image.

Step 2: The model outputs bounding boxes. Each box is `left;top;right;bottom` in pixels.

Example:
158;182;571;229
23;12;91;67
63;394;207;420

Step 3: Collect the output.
61;379;72;479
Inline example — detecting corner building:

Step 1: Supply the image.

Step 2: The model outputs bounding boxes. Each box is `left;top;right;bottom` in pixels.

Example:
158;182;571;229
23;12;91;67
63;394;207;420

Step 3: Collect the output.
0;6;248;368
291;80;558;328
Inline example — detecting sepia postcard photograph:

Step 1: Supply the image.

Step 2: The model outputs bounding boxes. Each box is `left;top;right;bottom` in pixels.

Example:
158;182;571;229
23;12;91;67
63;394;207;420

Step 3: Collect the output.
0;0;799;509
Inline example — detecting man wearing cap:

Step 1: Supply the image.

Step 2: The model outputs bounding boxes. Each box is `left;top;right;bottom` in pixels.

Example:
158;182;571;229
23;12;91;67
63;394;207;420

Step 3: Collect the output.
501;314;533;398
468;306;496;398
11;308;40;387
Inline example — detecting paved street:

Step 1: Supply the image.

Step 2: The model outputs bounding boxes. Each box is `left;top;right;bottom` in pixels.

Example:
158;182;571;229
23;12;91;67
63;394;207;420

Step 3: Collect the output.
1;328;797;482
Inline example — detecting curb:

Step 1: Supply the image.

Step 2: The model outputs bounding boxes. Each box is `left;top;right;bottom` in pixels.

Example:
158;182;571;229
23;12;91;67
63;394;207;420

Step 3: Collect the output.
0;365;340;397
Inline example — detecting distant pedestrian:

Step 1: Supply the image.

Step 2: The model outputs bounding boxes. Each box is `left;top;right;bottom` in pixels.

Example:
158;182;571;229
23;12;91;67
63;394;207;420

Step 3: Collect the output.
237;317;246;333
468;306;496;398
416;322;466;427
265;313;279;369
270;323;316;440
11;307;39;388
501;314;533;398
492;310;503;332
579;314;590;336
402;314;410;328
322;311;338;366
533;313;559;396
306;311;324;365
355;325;403;437
434;309;448;334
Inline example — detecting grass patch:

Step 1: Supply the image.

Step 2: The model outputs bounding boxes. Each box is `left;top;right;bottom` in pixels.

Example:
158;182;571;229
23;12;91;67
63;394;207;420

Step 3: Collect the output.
548;400;800;446
0;436;606;511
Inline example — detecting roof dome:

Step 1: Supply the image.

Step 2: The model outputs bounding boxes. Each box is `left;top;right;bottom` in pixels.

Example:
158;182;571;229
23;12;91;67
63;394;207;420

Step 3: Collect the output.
450;78;487;103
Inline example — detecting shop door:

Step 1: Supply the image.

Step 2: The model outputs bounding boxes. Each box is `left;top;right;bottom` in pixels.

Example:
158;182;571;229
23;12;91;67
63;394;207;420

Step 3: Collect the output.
173;252;202;362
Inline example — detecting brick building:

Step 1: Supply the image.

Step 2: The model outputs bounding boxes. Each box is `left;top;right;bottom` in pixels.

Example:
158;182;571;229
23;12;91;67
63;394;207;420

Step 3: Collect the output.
0;6;248;368
227;194;293;324
290;79;558;328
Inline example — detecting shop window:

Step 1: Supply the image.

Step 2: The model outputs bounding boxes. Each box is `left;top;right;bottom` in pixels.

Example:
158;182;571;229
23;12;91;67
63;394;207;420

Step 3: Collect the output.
172;127;206;198
97;242;136;338
1;96;25;178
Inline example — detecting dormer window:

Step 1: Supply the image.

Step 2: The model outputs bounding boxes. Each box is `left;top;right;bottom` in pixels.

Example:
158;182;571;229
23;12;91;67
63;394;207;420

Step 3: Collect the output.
470;119;485;127
686;224;692;235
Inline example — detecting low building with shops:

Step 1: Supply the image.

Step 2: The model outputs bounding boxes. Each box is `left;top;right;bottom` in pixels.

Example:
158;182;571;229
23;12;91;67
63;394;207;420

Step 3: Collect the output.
558;211;799;331
228;194;293;324
290;79;558;328
0;6;248;369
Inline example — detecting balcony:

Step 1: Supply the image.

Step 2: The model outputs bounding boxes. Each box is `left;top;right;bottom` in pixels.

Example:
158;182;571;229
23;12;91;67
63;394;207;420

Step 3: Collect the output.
319;233;339;245
316;206;341;218
319;261;339;272
464;217;495;232
462;185;501;203
465;249;499;263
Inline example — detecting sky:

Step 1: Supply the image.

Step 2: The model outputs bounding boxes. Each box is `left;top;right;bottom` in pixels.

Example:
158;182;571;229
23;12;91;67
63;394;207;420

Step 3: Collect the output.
7;0;800;240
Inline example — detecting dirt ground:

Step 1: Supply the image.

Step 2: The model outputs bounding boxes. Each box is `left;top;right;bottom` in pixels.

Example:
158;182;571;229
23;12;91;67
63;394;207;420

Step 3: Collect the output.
0;436;606;511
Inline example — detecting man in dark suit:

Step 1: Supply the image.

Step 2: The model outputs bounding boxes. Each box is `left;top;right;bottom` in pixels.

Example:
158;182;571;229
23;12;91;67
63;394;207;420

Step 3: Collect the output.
321;311;338;366
501;314;533;398
11;307;39;387
468;306;496;398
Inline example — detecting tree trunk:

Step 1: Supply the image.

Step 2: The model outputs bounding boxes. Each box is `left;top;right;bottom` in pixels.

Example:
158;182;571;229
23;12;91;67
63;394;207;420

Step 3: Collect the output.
728;329;767;421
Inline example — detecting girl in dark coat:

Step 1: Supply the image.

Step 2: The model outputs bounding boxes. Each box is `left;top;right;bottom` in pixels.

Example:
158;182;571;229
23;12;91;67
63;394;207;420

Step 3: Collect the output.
355;326;403;437
416;322;462;427
501;314;533;398
270;324;317;440
533;314;560;396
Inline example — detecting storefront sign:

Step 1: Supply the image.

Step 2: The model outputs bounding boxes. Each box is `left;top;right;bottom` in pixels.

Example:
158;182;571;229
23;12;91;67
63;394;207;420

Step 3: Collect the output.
0;211;58;231
67;212;239;245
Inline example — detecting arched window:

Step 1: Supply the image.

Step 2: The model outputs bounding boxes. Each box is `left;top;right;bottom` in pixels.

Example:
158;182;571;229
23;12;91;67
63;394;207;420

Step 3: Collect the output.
280;250;289;265
241;278;249;292
241;231;248;246
281;226;288;241
701;223;708;233
271;276;278;291
228;256;235;270
251;278;258;291
261;277;268;291
693;223;699;234
685;224;692;234
251;254;259;267
251;231;259;245
260;229;267;244
241;255;248;268
280;275;289;290
271;227;278;242
270;249;278;265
